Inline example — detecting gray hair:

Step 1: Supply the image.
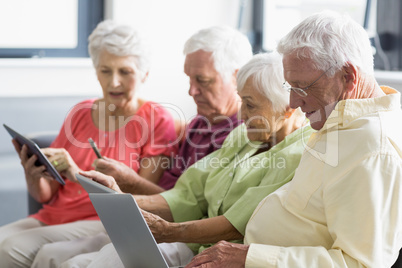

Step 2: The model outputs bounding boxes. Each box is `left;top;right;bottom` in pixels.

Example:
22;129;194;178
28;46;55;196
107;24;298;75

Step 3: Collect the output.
277;10;374;76
183;26;253;83
237;52;289;112
88;20;151;78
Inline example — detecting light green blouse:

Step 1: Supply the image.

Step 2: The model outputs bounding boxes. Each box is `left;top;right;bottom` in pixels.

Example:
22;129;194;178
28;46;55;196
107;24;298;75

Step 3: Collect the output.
161;123;314;253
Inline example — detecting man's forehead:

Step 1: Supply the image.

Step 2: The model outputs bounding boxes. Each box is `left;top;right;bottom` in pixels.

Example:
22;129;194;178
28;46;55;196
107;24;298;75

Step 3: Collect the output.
184;57;218;77
185;50;213;63
283;54;315;69
283;55;318;78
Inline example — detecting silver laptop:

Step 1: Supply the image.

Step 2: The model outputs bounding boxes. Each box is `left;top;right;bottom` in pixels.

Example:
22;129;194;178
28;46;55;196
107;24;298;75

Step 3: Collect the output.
89;193;183;268
76;173;117;194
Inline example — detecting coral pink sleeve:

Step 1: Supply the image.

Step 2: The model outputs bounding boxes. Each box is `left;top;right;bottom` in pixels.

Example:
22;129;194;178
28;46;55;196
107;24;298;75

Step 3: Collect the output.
137;102;178;159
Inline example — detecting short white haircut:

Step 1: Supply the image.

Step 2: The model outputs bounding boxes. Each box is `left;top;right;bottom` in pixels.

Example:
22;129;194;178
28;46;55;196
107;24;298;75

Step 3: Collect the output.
183;26;253;83
237;52;289;112
277;10;374;76
88;20;151;78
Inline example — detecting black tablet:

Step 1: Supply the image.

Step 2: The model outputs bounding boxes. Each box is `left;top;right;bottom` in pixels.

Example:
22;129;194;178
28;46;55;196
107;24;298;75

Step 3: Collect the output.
3;124;65;185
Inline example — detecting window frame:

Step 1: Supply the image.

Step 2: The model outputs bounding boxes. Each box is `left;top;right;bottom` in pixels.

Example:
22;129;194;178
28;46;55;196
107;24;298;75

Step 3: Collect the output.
0;0;104;58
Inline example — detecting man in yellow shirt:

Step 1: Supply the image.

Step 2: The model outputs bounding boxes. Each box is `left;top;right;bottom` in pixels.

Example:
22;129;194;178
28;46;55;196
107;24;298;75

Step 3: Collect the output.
186;10;402;268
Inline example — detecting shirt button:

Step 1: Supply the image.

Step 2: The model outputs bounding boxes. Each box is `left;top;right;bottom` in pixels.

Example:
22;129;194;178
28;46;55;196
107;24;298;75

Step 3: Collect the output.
78;190;82;194
229;172;233;177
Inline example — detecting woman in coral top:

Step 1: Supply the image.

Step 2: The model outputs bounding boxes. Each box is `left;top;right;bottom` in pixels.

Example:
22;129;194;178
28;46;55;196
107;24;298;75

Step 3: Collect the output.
0;20;177;267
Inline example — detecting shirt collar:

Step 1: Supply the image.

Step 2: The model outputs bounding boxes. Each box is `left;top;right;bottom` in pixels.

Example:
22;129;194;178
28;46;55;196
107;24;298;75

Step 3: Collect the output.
194;113;240;133
322;86;401;131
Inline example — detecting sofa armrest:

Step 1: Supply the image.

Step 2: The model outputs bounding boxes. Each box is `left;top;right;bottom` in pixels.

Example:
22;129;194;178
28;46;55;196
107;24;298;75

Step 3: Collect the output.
26;131;58;148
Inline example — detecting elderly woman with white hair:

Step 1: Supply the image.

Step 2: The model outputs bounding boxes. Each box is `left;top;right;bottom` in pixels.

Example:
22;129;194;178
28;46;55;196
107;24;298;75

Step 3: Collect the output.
0;20;177;267
60;52;314;267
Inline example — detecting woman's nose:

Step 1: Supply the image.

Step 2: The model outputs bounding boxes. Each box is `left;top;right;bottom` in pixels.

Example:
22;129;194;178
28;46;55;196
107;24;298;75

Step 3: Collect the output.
239;105;248;121
111;73;121;88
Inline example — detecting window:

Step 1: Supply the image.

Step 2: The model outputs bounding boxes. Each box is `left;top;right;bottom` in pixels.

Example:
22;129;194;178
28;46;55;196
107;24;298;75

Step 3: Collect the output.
251;0;401;71
258;0;367;52
0;0;104;58
374;0;402;71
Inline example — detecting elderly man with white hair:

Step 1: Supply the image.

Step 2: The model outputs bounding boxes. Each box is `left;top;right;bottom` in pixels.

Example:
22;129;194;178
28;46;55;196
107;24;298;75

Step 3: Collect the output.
186;10;402;268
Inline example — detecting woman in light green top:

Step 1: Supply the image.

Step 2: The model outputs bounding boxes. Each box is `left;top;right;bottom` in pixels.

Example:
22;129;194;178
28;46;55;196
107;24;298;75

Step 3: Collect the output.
66;52;314;268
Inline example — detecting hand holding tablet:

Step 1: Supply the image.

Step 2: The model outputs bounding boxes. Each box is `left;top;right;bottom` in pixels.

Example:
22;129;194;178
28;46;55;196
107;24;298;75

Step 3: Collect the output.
3;124;65;185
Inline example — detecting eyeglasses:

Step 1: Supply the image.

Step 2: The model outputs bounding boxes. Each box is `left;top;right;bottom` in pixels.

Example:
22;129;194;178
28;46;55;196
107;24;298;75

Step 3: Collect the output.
282;66;333;97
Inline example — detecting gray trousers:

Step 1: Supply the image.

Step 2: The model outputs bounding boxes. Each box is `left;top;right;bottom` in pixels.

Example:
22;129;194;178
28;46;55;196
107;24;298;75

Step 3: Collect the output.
61;241;195;268
0;217;106;267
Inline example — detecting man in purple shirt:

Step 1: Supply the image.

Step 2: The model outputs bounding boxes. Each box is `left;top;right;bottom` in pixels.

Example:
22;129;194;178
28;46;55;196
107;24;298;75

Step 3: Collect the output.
158;112;240;190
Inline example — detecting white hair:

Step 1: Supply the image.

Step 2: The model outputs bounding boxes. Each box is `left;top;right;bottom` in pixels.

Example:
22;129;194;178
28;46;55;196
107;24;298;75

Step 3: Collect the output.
237;52;289;112
88;20;151;77
277;10;374;76
183;25;253;83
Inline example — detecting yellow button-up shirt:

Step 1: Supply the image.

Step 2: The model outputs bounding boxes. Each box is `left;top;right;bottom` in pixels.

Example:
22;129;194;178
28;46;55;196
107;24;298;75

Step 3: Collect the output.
244;87;402;268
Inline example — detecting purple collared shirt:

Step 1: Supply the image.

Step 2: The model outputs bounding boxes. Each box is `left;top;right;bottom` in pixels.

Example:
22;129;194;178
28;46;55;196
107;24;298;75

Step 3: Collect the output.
158;113;241;190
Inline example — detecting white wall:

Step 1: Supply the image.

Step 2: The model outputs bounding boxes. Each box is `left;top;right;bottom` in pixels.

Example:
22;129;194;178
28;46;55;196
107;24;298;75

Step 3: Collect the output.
0;58;99;97
375;70;402;91
107;0;244;120
0;0;245;121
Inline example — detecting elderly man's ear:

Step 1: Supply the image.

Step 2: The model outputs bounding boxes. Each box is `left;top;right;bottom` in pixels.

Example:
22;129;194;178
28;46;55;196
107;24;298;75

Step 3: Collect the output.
342;63;358;92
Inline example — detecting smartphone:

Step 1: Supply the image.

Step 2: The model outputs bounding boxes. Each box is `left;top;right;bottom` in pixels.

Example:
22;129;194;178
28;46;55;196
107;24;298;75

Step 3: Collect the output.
88;138;102;159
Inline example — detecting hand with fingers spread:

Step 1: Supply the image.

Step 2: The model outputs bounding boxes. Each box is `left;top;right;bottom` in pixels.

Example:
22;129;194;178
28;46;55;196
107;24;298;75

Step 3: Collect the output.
185;241;249;268
93;156;168;195
79;170;123;193
94;157;136;188
42;147;81;183
140;209;173;243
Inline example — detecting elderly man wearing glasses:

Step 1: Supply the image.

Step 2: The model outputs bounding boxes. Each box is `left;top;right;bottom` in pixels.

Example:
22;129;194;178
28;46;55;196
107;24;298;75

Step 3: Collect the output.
186;10;402;268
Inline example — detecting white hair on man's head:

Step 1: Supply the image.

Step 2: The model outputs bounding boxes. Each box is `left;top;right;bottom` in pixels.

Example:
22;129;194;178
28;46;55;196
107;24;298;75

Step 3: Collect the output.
183;25;253;83
277;10;374;76
88;20;151;78
237;52;289;113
